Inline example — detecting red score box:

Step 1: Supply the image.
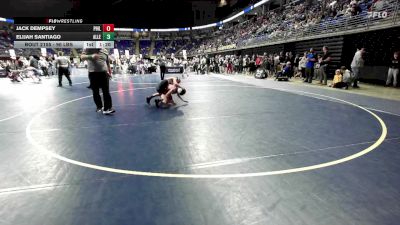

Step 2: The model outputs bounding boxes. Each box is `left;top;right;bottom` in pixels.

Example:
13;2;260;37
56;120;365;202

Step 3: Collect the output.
102;24;114;32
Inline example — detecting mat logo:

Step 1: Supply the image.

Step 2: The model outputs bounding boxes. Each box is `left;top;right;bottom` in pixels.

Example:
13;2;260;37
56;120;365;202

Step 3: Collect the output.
367;11;388;18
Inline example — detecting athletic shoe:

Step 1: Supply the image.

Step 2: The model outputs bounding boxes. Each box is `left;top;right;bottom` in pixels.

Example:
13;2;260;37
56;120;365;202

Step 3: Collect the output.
146;96;151;105
96;107;103;113
103;108;116;115
57;85;62;87
103;109;111;115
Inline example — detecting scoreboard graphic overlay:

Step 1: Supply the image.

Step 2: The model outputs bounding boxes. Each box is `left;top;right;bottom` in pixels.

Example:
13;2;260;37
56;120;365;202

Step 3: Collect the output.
13;18;115;49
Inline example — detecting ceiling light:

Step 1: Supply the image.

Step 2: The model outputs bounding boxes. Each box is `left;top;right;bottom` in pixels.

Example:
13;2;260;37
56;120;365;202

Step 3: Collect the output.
219;0;227;7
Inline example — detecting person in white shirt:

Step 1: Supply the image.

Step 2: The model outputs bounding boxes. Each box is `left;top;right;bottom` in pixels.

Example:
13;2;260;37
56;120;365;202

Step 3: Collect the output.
386;51;399;87
55;52;72;86
182;59;188;76
173;57;179;66
200;56;206;65
21;57;29;68
340;66;353;87
298;52;308;79
243;55;249;74
39;57;49;77
274;54;280;74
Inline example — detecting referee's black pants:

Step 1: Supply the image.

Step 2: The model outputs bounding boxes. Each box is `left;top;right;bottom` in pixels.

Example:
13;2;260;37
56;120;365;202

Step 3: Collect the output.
89;72;112;110
160;66;166;80
58;67;72;85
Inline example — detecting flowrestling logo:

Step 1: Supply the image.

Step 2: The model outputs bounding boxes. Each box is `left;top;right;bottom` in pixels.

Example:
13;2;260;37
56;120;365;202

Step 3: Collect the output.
367;11;388;18
47;19;84;24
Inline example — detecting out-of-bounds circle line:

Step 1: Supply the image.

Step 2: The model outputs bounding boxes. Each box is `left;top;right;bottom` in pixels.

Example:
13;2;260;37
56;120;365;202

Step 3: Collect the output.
0;111;24;122
25;84;387;178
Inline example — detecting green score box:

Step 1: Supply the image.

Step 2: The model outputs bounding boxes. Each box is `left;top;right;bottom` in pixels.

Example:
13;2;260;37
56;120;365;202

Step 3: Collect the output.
102;32;115;41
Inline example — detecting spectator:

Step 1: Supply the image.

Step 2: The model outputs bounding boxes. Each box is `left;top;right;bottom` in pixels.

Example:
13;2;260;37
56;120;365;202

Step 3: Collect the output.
243;55;249;74
298;52;308;78
304;48;317;83
234;56;240;74
314;54;323;81
274;54;280;73
262;53;271;76
350;47;365;88
283;61;293;78
294;53;301;77
249;55;257;75
213;57;219;73
238;55;243;74
340;66;353;87
206;55;211;74
200;56;207;74
39;57;49;77
27;55;42;82
255;55;262;68
193;57;199;74
320;46;332;85
332;69;349;89
386;51;399;87
279;52;285;63
29;55;39;70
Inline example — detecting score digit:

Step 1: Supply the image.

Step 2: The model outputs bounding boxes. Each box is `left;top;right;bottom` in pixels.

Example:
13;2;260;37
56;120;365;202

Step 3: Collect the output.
102;24;114;32
102;32;115;41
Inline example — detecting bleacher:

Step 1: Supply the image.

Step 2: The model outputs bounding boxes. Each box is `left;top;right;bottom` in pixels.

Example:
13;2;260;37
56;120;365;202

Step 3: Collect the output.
191;0;399;55
0;21;13;57
139;40;151;56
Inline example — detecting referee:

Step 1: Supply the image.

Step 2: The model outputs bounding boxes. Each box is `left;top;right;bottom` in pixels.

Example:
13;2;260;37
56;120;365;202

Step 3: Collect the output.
159;57;166;80
55;52;72;86
81;49;115;115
